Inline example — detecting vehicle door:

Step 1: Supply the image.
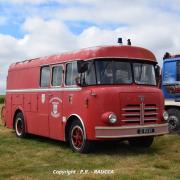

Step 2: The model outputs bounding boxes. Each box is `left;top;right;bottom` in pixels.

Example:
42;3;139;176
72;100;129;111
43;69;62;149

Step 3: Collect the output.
48;64;64;140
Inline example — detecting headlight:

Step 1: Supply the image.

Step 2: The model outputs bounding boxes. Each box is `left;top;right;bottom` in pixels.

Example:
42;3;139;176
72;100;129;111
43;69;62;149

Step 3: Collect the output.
163;111;169;121
108;113;117;124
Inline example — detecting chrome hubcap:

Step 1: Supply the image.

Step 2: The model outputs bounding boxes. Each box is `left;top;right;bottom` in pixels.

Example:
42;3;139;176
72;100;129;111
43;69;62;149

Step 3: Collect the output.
168;116;178;130
16;118;23;136
71;126;84;150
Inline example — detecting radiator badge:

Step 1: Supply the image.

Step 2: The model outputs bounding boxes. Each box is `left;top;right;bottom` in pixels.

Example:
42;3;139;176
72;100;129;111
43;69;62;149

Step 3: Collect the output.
139;95;144;102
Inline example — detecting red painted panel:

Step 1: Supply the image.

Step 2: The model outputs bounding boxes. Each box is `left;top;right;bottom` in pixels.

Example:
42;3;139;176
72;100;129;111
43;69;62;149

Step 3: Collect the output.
12;94;23;105
48;93;64;140
24;95;31;112
31;94;38;112
4;94;12;128
37;93;49;137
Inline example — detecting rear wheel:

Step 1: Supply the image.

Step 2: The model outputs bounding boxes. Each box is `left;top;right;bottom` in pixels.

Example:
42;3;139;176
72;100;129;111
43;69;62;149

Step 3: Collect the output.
68;121;92;153
14;112;26;138
167;108;180;133
128;136;154;147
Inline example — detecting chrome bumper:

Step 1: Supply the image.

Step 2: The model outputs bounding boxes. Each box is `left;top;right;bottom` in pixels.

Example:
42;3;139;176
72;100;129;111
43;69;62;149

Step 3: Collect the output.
95;123;169;138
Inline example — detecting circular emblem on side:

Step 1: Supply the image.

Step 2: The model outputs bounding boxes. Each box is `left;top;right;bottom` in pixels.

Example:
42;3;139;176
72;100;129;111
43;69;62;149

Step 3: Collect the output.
49;97;62;118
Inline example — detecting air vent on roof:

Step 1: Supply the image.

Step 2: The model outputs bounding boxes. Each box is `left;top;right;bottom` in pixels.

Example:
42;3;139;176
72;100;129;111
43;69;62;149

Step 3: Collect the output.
118;38;123;45
127;39;131;46
118;38;132;46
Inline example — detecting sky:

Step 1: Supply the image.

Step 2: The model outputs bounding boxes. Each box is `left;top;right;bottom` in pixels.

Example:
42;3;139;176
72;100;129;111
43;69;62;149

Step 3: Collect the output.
0;0;180;94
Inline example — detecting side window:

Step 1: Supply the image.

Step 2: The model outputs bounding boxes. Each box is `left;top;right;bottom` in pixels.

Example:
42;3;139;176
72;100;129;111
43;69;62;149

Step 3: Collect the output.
52;66;63;86
65;61;78;85
163;61;176;84
176;61;180;81
40;66;50;87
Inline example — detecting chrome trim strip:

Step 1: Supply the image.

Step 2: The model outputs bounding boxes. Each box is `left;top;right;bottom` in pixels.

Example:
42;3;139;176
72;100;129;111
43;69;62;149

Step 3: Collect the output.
6;87;82;93
122;118;157;122
140;102;144;125
95;123;168;130
144;118;158;121
144;113;158;115
122;119;140;122
96;132;167;138
122;113;140;116
144;107;158;110
122;107;158;111
122;108;140;111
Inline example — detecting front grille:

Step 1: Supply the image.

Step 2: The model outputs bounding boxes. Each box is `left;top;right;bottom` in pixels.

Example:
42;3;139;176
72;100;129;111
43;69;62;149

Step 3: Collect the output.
122;104;158;125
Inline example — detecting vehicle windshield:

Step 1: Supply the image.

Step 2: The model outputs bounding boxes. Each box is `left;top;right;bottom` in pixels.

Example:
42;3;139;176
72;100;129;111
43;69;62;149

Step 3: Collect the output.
133;63;156;85
84;60;156;86
96;61;132;84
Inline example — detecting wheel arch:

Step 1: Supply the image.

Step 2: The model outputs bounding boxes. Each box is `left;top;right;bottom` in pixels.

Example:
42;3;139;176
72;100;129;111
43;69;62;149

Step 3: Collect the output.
65;114;86;142
13;107;25;129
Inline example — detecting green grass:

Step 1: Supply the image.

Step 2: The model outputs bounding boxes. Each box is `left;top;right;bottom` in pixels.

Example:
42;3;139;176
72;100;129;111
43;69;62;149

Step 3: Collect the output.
0;95;5;104
0;104;180;180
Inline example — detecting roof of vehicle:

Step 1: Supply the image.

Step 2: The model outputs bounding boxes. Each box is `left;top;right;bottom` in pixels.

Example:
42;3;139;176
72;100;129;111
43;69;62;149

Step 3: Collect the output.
9;45;157;71
163;52;180;62
163;55;180;62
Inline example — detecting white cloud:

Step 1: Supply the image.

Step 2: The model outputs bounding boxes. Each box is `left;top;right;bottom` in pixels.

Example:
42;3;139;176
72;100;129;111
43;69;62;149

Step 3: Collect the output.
20;17;77;57
78;27;120;48
0;1;180;93
0;17;78;93
54;1;180;26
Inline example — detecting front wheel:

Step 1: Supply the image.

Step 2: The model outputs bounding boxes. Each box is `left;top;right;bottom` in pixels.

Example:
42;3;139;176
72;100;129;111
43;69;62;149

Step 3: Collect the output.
128;136;154;148
68;121;92;153
167;108;180;133
14;112;26;138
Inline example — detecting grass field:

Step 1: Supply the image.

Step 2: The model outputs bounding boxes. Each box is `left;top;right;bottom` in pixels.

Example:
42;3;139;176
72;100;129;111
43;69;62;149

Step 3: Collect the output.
0;104;180;180
0;95;4;104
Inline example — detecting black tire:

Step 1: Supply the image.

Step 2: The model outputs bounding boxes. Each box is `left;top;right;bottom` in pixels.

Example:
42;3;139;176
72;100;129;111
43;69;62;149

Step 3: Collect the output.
167;108;180;133
128;136;154;148
14;112;26;138
68;121;92;153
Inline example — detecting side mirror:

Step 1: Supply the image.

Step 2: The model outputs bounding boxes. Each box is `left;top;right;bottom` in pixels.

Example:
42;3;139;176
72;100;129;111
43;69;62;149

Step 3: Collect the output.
155;65;161;87
77;60;88;73
155;65;160;78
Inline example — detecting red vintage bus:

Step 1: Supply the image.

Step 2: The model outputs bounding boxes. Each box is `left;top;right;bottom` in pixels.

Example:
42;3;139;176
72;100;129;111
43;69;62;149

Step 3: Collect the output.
3;44;169;153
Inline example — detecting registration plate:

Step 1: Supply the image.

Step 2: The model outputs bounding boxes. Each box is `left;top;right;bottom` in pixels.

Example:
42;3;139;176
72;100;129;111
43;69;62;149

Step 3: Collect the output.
137;128;155;134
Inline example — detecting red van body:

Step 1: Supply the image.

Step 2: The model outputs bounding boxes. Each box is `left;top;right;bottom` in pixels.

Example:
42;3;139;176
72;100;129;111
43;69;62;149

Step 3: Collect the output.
4;45;168;152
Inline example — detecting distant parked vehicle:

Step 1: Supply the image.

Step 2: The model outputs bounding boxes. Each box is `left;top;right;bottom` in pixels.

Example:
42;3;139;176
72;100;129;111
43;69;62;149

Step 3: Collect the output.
3;39;168;153
161;52;180;133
